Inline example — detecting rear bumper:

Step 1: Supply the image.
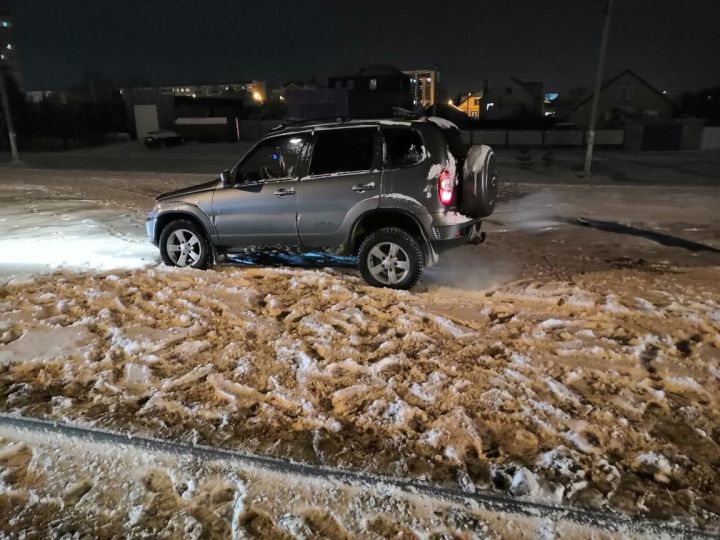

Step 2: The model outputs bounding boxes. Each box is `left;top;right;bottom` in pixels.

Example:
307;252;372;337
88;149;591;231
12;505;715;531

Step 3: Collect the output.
429;211;476;238
430;217;482;252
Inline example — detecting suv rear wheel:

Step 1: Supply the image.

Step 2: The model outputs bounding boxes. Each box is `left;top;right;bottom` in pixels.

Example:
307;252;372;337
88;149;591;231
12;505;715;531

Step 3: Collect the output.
358;227;423;289
159;219;212;270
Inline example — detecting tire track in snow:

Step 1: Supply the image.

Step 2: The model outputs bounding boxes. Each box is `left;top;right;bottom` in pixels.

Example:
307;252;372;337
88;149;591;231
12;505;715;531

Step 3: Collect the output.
0;413;714;538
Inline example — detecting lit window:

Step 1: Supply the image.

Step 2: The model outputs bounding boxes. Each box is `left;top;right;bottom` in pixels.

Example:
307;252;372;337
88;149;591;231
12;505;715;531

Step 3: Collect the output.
369;78;377;90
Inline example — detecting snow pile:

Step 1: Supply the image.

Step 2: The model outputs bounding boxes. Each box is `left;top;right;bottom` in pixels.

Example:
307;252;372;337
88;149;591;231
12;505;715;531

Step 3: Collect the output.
0;425;631;538
0;265;719;524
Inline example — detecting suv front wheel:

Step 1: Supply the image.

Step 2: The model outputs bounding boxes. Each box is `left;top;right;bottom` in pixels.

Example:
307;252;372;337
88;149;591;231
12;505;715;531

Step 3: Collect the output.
358;227;423;289
159;219;213;270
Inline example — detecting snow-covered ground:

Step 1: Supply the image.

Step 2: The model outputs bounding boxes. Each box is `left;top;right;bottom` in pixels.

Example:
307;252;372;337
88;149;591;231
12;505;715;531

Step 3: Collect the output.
2;423;676;539
1;167;720;536
0;168;202;278
0;197;157;275
2;264;719;530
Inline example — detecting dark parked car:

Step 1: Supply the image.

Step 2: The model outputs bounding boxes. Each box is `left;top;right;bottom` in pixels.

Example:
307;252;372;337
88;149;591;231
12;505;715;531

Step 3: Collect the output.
144;130;185;149
146;116;497;289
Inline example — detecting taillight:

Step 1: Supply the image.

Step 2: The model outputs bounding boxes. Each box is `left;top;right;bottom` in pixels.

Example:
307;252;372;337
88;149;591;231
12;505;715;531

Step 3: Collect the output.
437;167;454;206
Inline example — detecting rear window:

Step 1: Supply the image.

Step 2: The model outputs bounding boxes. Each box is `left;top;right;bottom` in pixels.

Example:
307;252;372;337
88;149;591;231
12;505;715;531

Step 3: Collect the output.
383;128;425;168
443;128;468;161
309;128;376;176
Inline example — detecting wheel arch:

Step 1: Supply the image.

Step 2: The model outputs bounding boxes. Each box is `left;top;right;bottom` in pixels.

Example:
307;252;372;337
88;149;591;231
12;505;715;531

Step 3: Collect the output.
154;210;212;245
348;209;434;261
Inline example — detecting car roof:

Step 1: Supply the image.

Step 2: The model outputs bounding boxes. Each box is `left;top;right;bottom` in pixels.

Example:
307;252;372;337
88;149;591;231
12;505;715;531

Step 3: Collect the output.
267;116;457;136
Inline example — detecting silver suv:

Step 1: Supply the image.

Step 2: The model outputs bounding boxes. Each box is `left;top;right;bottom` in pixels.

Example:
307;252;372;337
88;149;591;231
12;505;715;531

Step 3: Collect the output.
146;116;497;289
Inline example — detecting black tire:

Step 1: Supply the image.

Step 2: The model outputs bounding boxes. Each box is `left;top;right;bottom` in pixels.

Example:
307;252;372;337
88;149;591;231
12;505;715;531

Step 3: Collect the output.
159;219;213;270
460;145;498;218
358;227;423;290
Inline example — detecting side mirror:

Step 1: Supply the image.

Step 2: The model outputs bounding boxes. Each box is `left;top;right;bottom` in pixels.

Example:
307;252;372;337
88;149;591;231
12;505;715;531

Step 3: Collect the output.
220;168;232;187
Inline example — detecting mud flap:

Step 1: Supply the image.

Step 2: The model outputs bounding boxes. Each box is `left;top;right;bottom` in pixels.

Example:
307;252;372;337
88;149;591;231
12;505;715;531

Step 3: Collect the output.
468;222;486;244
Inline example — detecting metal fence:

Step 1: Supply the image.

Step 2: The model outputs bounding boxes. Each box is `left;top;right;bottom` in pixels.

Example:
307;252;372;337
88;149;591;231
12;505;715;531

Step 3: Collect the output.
701;127;720;150
460;129;624;147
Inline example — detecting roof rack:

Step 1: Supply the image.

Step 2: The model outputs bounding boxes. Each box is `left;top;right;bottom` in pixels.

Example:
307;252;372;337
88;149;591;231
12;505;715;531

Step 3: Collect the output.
268;110;427;134
268;116;353;133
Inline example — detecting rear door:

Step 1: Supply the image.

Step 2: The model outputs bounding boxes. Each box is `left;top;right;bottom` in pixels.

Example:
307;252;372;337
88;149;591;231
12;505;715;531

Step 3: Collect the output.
212;133;309;247
296;126;381;248
379;126;433;209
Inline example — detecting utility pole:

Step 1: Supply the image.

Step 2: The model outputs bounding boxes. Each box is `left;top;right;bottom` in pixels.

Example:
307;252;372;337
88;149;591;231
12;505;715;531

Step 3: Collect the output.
431;64;439;117
583;0;614;179
0;68;20;163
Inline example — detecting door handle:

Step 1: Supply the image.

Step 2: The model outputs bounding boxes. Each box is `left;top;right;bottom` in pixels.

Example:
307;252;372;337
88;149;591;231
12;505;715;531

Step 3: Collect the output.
352;182;376;192
274;188;296;196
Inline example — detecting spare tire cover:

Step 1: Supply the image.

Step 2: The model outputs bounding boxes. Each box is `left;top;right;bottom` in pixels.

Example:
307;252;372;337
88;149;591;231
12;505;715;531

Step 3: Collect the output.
461;145;498;218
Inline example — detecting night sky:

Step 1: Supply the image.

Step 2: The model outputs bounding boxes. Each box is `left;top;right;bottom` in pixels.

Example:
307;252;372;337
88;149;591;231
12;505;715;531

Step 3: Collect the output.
6;0;720;95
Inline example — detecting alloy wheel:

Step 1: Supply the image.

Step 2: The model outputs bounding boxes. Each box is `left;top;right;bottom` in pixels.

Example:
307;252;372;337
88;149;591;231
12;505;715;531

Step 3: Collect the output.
366;241;411;285
166;229;202;267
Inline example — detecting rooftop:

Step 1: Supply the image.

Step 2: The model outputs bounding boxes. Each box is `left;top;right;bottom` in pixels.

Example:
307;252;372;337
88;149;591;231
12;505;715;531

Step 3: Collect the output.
268;115;458;135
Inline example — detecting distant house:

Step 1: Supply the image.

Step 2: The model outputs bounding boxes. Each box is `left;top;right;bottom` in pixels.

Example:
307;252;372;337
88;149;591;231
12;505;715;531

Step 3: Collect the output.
282;78;321;94
403;69;439;109
328;65;412;119
456;91;484;119
0;10;22;88
284;86;349;121
482;78;544;120
572;69;674;128
284;65;413;121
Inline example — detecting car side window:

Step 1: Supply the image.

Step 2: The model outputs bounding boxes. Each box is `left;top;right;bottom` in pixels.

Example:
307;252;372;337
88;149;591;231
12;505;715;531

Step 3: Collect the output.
308;128;376;176
235;135;309;184
383;128;425;168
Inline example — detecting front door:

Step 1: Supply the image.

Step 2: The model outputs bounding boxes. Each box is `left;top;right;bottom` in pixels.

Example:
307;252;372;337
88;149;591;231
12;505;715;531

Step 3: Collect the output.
213;133;310;247
296;126;381;248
